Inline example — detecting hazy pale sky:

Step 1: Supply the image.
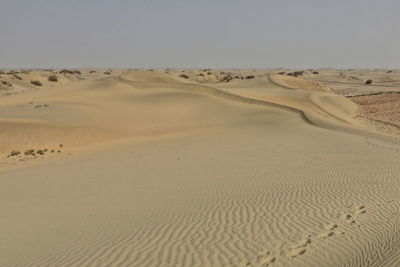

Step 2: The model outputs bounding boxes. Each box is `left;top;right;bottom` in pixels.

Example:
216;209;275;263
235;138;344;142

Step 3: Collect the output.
1;0;399;69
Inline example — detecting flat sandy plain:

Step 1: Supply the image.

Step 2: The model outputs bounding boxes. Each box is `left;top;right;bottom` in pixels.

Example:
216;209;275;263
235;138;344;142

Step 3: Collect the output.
1;68;400;267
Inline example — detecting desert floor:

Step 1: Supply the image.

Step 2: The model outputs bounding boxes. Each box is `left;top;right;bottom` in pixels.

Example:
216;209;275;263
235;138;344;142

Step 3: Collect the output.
1;68;400;267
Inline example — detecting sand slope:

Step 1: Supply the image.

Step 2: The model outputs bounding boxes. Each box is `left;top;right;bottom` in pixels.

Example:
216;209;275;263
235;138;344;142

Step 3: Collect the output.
1;70;400;267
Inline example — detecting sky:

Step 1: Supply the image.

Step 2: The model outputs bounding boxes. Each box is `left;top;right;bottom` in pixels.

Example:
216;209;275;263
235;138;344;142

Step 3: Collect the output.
1;0;399;69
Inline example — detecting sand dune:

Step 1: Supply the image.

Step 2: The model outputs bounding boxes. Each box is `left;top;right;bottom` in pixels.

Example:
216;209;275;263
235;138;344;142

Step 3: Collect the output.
1;69;400;266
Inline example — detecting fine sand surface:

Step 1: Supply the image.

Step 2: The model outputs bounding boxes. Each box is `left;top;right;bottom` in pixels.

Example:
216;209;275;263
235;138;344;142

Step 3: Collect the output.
1;69;400;266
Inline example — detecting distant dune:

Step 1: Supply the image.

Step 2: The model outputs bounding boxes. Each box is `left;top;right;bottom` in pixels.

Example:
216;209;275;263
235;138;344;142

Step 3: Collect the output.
1;68;400;266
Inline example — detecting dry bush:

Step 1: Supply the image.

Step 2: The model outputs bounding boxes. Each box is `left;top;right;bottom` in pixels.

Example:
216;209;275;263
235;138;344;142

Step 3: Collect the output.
31;80;42;86
365;79;373;85
24;149;35;156
48;75;58;82
221;74;233;83
245;75;255;79
8;150;20;157
179;74;189;79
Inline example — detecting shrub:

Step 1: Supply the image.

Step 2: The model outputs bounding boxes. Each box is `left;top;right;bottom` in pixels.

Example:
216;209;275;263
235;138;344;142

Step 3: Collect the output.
31;80;42;86
245;75;255;79
104;71;111;75
48;75;58;82
365;79;373;85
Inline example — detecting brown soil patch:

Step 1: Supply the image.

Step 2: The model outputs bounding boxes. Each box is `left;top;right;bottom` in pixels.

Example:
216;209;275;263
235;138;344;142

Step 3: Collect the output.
350;93;400;127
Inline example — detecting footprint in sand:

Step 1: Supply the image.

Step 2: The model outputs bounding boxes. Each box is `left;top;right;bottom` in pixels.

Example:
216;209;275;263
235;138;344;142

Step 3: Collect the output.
292;237;311;249
287;236;311;259
354;205;366;215
257;255;276;266
287;247;307;258
341;214;356;225
317;231;334;240
324;223;338;231
245;250;276;267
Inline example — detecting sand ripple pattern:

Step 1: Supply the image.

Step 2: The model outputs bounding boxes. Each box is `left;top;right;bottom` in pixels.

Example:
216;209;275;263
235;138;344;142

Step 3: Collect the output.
4;125;398;267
